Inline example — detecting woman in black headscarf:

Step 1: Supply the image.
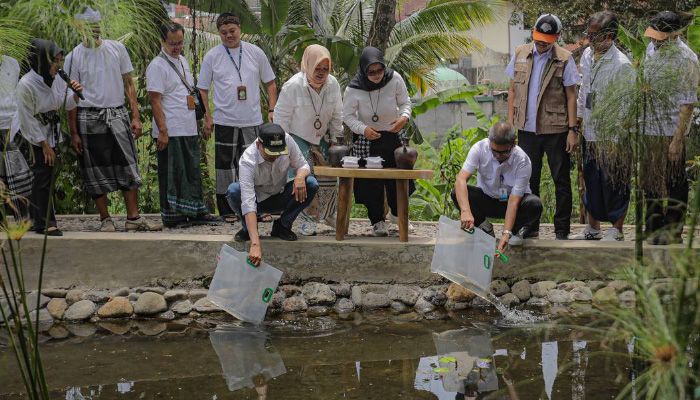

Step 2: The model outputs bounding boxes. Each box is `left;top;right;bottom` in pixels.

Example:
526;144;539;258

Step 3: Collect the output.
16;39;83;235
343;46;414;236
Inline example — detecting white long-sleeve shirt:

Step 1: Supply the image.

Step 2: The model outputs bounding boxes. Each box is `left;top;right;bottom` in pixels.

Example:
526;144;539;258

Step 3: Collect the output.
0;56;20;135
274;72;343;145
576;45;634;142
16;70;78;147
342;73;411;136
238;133;310;216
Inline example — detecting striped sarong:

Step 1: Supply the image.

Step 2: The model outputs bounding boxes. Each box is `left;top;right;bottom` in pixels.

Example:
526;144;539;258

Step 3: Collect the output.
288;134;338;226
77;106;141;197
214;124;259;216
0;130;33;206
157;135;208;223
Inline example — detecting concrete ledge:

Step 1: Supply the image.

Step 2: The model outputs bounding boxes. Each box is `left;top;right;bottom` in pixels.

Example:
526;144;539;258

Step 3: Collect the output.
4;231;697;289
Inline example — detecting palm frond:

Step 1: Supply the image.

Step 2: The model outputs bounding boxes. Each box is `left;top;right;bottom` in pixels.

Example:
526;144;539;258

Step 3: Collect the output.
0;18;31;62
386;31;484;76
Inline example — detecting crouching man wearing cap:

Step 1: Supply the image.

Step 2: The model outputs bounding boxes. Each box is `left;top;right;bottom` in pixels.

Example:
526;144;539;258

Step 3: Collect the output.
506;13;580;240
226;123;319;265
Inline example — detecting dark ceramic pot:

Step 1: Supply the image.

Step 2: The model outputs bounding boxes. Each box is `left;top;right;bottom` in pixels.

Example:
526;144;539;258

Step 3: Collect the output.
328;144;351;167
395;143;418;169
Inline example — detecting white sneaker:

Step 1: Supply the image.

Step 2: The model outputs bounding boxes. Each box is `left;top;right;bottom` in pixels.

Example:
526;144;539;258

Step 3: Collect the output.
298;221;317;236
508;234;524;246
372;221;388;237
568;224;602;240
601;227;624;241
100;217;116;232
387;213;415;232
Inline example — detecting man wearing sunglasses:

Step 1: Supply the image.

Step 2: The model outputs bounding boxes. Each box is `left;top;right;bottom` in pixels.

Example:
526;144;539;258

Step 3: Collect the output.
452;122;543;254
505;14;580;241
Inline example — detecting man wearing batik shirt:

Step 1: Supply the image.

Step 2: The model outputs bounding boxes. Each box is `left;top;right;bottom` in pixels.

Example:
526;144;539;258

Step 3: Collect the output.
66;7;161;232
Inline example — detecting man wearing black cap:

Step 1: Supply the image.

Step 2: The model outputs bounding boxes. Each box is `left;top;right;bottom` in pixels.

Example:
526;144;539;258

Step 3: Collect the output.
505;13;580;240
641;11;699;245
226;123;319;265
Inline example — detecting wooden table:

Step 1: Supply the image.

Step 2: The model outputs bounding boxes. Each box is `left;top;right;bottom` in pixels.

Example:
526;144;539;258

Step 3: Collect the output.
314;167;434;242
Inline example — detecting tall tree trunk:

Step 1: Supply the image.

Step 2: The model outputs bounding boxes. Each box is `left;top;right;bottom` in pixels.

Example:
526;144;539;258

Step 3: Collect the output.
366;0;396;51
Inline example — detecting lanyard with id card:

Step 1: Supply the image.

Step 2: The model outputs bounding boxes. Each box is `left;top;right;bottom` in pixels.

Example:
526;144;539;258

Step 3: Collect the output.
498;174;508;202
586;58;607;110
224;44;247;101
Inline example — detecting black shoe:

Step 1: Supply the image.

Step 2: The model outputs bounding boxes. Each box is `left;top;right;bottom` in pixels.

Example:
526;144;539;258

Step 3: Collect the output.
271;220;297;241
523;229;539;239
164;220;192;229
234;228;250;242
479;220;495;237
555;232;569;240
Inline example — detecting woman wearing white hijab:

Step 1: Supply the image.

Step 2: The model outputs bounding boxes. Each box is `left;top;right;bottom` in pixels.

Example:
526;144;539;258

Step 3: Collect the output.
274;44;343;236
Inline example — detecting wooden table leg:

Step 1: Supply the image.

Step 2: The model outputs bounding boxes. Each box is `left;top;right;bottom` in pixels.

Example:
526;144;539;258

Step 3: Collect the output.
396;179;409;242
336;177;353;240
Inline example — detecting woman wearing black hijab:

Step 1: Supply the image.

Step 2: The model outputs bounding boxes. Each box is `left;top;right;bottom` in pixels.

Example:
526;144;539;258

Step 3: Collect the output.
343;46;413;236
16;39;83;235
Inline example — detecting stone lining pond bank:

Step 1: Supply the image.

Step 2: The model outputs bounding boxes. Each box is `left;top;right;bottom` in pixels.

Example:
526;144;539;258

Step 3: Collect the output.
4;277;680;337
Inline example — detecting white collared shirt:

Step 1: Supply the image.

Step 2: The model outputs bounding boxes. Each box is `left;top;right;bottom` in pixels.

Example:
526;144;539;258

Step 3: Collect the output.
577;45;635;141
64;40;134;108
643;38;699;136
16;70;78;146
274;72;343;145
238;133;310;215
461;138;532;199
505;46;580;132
0;56;20;134
197;41;276;127
146;52;197;137
342;74;411;136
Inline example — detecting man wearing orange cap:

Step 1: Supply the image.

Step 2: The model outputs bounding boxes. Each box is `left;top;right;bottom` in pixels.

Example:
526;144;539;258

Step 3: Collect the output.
641;11;699;245
506;14;580;240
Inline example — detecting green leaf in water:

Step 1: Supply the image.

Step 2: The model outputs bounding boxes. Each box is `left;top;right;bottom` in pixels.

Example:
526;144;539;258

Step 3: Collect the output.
433;367;449;373
439;356;457;363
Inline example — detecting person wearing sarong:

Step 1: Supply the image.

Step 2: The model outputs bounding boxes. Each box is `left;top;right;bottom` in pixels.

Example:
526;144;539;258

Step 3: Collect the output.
569;12;633;242
197;12;277;222
66;7;161;232
16;39;84;236
274;44;343;236
146;22;216;228
642;11;699;245
0;54;32;221
343;47;414;237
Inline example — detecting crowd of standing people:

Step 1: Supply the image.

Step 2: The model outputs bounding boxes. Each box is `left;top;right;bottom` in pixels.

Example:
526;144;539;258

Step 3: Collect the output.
0;7;697;263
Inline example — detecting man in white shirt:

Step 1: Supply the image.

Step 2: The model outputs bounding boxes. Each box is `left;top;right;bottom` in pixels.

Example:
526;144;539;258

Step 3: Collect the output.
198;12;277;221
226;123;318;266
569;11;633;242
147;22;215;228
642;11;699;245
452;122;543;254
0;55;32;219
66;7;161;232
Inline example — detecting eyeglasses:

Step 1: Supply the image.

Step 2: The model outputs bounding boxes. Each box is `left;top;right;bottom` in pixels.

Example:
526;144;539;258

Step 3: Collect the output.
165;40;184;47
490;147;512;156
585;30;608;43
367;67;385;77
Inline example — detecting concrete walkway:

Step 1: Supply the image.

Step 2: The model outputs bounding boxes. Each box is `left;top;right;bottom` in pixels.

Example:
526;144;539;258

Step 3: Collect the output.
11;229;698;289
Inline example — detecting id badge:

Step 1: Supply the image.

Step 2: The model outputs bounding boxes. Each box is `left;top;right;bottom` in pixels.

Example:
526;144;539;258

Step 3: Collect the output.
186;95;196;110
237;85;247;101
498;188;508;202
585;92;595;110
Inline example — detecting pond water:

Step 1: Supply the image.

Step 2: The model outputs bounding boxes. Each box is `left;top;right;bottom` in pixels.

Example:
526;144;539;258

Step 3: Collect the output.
0;310;629;399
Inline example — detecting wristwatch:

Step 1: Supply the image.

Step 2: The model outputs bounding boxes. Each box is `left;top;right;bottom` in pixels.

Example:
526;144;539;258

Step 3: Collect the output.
568;126;580;134
502;230;513;237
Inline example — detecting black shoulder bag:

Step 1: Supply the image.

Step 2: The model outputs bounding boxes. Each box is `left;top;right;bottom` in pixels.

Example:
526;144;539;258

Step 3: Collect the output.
158;53;205;120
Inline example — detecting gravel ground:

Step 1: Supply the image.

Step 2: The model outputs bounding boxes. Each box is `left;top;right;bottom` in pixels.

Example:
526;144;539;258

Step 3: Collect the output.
52;214;699;242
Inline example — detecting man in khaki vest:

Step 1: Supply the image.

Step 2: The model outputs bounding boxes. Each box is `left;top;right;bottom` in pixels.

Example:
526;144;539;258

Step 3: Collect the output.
506;14;580;240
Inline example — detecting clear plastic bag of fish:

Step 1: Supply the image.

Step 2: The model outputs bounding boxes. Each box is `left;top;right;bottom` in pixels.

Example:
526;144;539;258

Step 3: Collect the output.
431;216;496;294
208;244;283;325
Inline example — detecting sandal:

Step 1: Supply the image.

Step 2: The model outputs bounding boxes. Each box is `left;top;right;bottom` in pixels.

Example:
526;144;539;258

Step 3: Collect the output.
189;214;220;226
223;215;239;223
45;226;63;237
257;213;273;223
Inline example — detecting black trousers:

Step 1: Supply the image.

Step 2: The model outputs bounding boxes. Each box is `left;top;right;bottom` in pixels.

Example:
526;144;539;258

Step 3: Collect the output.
644;164;688;236
29;145;57;232
518;130;572;235
354;132;415;225
451;186;543;233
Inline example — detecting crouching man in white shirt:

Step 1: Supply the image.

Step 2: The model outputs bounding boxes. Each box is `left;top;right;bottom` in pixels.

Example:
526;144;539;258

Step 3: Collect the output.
452;122;543;254
226;123;319;265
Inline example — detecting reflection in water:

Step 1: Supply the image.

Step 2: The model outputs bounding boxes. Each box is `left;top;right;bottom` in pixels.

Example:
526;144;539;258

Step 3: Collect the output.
571;341;588;400
542;341;558;400
209;328;286;396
